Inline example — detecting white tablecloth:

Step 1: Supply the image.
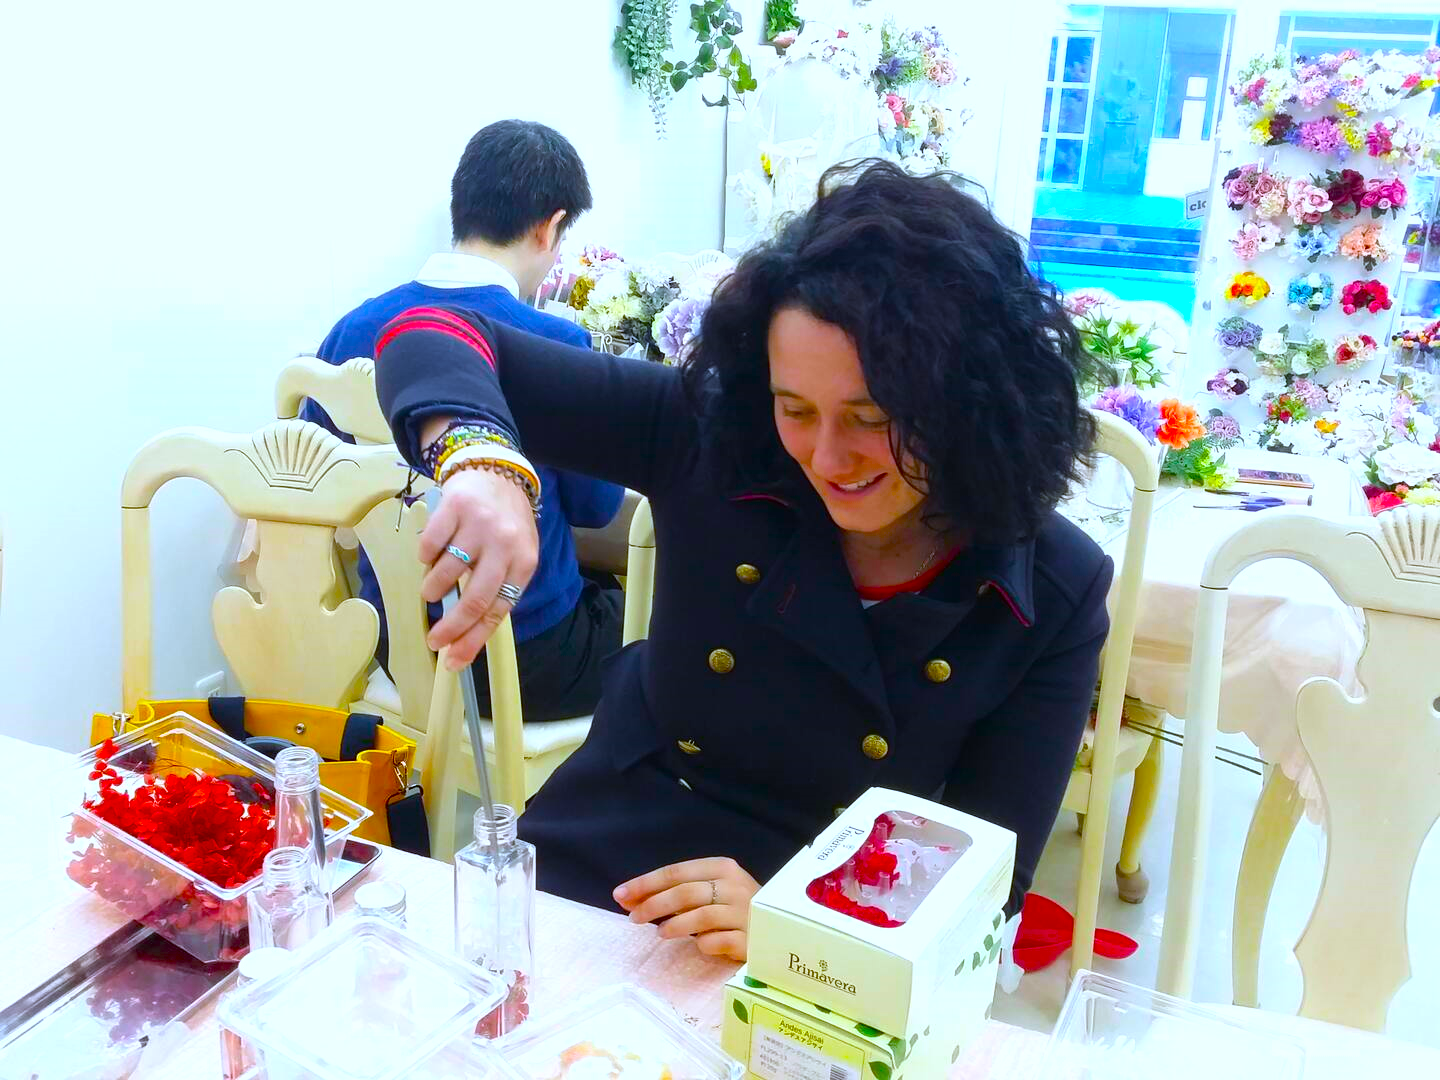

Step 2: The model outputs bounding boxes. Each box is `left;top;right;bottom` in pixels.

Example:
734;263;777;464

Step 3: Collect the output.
1103;449;1367;816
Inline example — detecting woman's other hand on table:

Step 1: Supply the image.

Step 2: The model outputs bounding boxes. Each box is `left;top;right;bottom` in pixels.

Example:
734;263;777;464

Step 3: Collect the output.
420;466;538;669
613;857;759;962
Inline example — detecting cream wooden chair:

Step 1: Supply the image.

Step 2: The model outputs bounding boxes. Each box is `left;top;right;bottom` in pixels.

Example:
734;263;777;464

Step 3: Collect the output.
120;421;408;714
1059;411;1163;977
419;501;656;857
275;355;390;444
277;358;639;853
274;356;436;741
1157;507;1440;1032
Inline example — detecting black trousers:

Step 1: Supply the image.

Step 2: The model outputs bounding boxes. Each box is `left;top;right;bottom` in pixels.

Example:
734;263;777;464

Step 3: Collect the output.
469;579;624;722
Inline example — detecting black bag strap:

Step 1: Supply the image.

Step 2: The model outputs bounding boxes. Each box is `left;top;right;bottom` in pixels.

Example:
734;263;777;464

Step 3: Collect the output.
209;697;381;763
209;696;249;744
340;712;382;763
386;786;431;857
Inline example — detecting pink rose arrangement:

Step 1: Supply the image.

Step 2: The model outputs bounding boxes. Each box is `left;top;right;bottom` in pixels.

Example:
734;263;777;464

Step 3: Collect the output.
1286;179;1333;226
1361;177;1406;219
884;92;908;128
1340;279;1392;316
1229;221;1284;262
1222;164;1258;210
1332;333;1378;367
1251;171;1290;219
1339;222;1392;271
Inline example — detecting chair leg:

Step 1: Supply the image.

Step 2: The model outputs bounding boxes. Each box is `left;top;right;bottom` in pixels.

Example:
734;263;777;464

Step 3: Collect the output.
1115;735;1164;904
1232;767;1303;1008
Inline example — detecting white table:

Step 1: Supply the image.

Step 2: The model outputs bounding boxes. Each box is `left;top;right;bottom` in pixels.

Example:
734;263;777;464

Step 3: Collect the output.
1099;448;1367;817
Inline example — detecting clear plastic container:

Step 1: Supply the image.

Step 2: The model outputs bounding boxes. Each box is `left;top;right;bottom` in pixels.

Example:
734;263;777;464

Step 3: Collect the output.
495;984;744;1080
65;713;369;963
216;916;508;1080
1040;971;1307;1080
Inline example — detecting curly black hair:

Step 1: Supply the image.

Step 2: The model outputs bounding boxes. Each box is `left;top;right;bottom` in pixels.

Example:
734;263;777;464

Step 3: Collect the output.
681;159;1100;544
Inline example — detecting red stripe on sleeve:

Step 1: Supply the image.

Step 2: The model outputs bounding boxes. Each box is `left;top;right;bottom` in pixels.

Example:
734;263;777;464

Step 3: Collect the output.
375;318;496;370
400;307;497;367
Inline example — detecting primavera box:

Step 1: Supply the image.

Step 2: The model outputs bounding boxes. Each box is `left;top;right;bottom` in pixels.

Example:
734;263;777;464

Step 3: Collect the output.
746;787;1015;1039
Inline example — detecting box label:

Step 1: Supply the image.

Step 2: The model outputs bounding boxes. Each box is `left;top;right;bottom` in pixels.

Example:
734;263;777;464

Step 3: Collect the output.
749;1005;864;1080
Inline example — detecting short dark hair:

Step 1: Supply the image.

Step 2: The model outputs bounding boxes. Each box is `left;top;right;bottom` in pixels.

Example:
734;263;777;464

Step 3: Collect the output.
450;120;592;246
682;159;1099;544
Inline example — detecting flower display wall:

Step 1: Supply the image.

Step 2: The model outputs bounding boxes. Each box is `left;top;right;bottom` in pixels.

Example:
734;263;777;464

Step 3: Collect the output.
1189;47;1440;502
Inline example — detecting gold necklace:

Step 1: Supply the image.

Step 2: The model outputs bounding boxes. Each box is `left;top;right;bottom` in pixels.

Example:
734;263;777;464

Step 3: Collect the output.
914;539;944;576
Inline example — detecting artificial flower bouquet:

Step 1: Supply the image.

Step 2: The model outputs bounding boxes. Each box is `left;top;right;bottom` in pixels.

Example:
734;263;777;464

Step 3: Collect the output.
566;249;681;360
1229;47;1440;161
66;715;364;962
1069;302;1166;391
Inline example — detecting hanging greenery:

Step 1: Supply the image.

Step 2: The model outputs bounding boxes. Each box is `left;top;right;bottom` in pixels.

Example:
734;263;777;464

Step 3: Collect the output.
615;1;758;131
615;0;679;133
763;0;802;42
662;2;757;107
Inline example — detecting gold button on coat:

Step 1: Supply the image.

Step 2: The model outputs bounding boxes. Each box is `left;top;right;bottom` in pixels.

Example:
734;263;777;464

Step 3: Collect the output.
678;739;702;755
735;563;761;585
708;648;735;674
862;734;889;760
925;659;952;683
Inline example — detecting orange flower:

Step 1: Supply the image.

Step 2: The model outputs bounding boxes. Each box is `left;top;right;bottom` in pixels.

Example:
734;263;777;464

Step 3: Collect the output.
1156;398;1206;450
1315;417;1339;434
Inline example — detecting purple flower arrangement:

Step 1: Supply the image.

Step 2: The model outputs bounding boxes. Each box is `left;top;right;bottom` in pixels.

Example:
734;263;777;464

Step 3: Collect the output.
1092;385;1161;442
1216;316;1263;353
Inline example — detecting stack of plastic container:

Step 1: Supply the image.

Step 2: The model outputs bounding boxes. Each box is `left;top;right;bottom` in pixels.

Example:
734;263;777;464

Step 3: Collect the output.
217;916;517;1079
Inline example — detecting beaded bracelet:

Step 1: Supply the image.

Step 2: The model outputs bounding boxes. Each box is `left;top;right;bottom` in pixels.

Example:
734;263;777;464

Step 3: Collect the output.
438;443;542;494
433;432;515;481
441;456;543;518
421;420;518;480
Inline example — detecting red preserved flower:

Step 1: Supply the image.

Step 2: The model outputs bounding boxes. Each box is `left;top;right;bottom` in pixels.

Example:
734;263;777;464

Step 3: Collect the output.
68;743;278;960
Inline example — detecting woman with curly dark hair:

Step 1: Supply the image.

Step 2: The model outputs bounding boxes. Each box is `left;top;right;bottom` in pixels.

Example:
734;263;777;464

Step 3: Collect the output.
376;160;1112;962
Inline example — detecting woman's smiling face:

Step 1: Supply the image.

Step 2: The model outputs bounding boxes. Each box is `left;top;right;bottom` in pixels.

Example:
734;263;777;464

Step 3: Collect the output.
768;306;926;535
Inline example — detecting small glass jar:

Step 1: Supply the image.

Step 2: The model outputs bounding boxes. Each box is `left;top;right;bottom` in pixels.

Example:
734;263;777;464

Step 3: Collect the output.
247;846;332;951
455;804;534;1038
354;881;407;928
274;746;335;911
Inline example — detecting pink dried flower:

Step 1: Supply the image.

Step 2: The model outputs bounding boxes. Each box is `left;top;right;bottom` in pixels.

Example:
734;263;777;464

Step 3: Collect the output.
1286;178;1333;226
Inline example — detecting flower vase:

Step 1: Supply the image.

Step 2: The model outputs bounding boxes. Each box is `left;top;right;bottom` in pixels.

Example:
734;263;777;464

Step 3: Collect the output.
1085;455;1134;513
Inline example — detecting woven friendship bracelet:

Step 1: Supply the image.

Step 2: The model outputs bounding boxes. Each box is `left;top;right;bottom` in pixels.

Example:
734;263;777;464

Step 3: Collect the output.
420;420;518;480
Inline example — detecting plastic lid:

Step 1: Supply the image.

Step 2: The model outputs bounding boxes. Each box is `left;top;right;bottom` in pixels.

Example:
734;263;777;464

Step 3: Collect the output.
237;947;297;986
217;916;506;1080
354;880;406;916
496;984;744;1080
1041;971;1306;1080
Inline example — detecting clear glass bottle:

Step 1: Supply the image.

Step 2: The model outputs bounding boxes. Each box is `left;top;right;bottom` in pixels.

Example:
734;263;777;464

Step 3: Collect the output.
454;804;534;1038
273;745;334;910
354;881;407;929
218;947;294;1080
248;846;333;951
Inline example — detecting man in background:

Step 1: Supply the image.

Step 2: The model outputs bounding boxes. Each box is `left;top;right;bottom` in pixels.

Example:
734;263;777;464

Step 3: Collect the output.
306;119;624;721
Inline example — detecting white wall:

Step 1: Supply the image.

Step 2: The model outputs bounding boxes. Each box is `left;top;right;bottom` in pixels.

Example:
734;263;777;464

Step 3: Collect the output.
0;1;734;750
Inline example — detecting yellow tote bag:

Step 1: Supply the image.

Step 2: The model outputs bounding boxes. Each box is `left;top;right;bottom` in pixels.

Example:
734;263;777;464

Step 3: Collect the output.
91;697;419;850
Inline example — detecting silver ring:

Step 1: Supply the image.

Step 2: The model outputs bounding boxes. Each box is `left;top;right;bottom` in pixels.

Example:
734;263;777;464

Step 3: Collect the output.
496;582;524;607
445;544;472;565
709;879;719;906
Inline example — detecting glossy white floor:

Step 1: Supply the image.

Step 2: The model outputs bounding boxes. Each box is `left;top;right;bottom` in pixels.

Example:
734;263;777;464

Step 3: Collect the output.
991;723;1440;1049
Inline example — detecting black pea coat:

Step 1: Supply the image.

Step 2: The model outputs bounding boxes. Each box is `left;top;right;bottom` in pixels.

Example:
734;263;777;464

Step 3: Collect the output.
377;309;1113;916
